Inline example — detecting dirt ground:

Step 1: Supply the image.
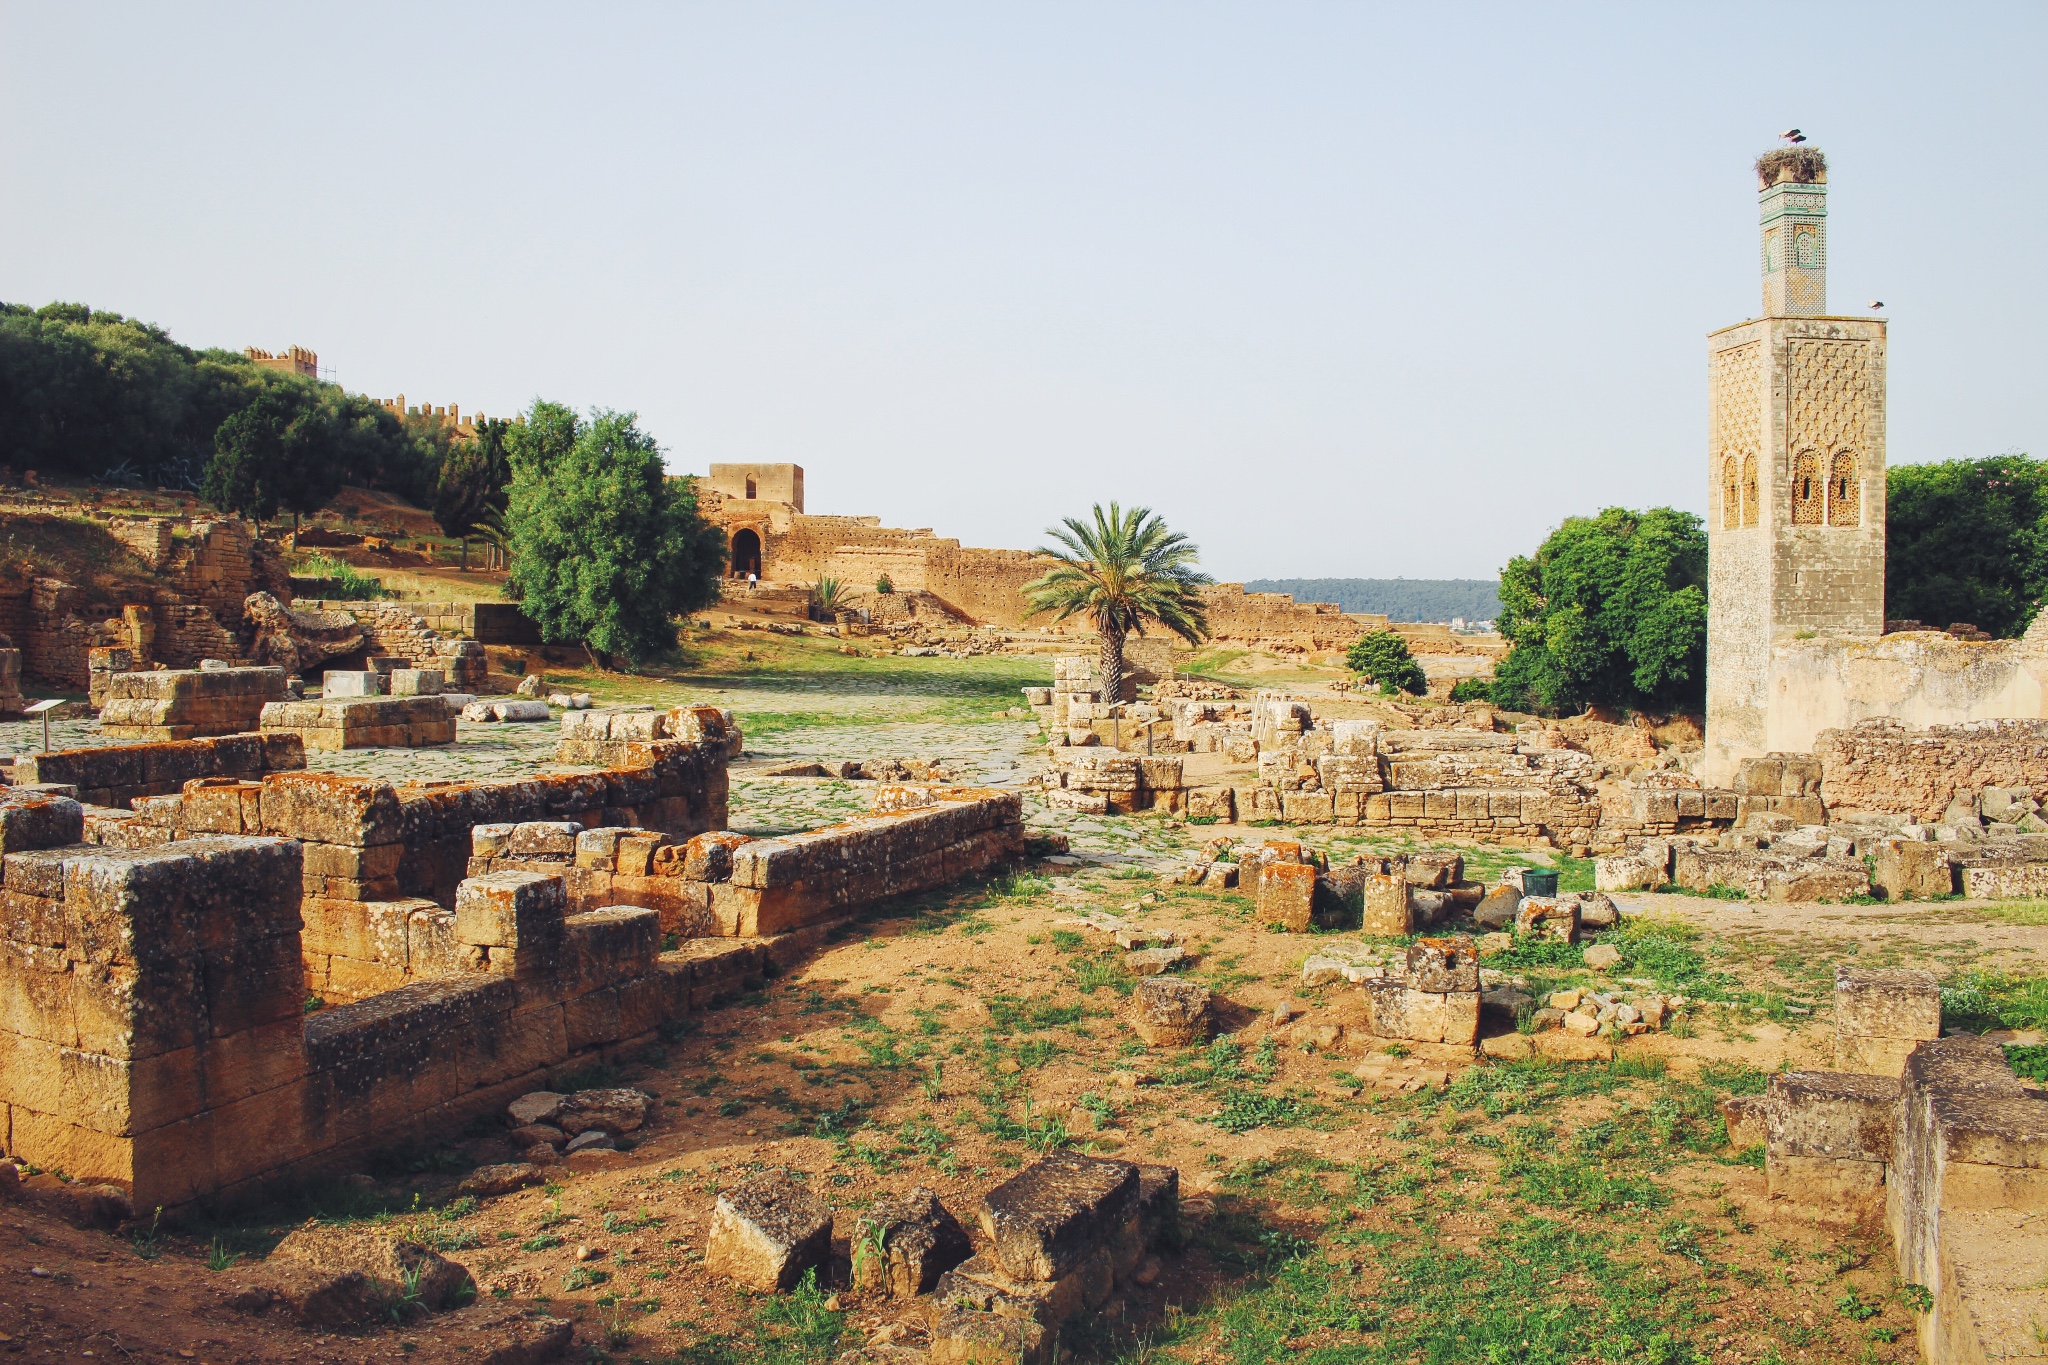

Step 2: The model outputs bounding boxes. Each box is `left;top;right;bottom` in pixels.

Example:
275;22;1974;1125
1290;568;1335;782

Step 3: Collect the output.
1;622;2032;1364
10;834;2027;1364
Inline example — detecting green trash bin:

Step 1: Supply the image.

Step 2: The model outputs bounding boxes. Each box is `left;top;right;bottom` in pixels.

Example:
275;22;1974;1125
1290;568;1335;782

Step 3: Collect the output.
1519;869;1560;898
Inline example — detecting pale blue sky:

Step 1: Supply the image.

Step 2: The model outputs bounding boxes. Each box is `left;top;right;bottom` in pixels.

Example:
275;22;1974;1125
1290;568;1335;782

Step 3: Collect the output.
3;4;2042;579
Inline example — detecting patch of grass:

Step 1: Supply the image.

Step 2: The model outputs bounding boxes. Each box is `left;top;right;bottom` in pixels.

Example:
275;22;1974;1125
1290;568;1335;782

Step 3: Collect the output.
1072;954;1134;995
1210;1091;1311;1133
1190;1213;1710;1364
1942;970;2048;1033
293;550;394;600
1976;899;2048;927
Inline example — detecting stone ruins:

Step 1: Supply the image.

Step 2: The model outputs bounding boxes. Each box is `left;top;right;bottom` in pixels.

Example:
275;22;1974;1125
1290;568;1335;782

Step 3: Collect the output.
0;706;1028;1211
697;461;1495;662
1722;967;2048;1362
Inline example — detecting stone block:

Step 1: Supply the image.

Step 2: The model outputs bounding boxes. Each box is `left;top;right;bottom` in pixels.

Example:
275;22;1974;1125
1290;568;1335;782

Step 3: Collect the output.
1595;856;1662;893
1764;1070;1899;1163
1359;874;1413;937
507;822;580;858
1831;967;1940;1077
1870;839;1955;900
1280;791;1333;824
1185;786;1234;821
453;872;567;970
851;1186;973;1297
1255;863;1317;932
387;669;443;696
979;1151;1139;1282
322;670;383;697
1404;935;1479;993
1129;976;1211;1047
704;1171;834;1292
1359;979;1480;1044
1514;896;1577;943
1762;858;1870;903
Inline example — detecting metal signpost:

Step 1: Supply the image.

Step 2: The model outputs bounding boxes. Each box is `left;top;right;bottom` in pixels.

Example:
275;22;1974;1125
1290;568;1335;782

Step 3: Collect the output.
23;698;62;754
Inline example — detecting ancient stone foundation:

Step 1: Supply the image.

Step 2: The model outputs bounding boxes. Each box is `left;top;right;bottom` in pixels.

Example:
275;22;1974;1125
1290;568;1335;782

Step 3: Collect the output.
1751;968;2048;1363
99;666;287;741
14;732;306;810
0;767;1024;1209
259;696;457;750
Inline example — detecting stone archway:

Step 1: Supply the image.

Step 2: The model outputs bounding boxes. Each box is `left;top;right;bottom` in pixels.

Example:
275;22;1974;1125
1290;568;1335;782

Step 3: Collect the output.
730;528;762;579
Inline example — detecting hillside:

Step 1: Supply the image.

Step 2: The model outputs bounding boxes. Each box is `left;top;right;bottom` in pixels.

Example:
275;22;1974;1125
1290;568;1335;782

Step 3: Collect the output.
1244;577;1500;623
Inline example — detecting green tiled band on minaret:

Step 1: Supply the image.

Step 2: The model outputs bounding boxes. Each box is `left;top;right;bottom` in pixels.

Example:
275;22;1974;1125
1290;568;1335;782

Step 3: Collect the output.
1758;146;1828;318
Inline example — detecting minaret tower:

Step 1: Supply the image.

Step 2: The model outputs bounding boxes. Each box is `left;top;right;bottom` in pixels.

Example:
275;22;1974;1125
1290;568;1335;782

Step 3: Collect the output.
1703;144;1889;784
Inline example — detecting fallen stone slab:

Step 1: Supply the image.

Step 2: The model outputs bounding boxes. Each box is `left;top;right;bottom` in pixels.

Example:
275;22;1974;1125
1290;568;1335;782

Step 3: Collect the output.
464;699;554;723
705;1171;834;1291
1583;943;1622;971
979;1151;1140;1283
1472;884;1521;928
460;1163;547;1197
555;1088;652;1135
245;1222;475;1327
507;1091;565;1127
927;1306;1054;1365
1125;945;1187;976
851;1186;973;1297
430;1306;575;1365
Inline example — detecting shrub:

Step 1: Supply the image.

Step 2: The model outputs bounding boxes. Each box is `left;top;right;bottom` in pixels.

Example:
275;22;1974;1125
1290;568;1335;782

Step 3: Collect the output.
1346;630;1427;696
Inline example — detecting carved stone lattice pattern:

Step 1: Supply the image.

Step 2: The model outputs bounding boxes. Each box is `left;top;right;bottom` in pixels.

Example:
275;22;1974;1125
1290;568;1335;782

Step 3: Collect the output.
1788;339;1870;459
1711;341;1763;529
1792;453;1823;525
1828;452;1860;526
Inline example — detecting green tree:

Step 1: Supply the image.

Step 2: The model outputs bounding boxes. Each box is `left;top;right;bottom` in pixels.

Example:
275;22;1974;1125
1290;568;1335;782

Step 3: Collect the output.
1346;630;1427;695
1886;454;2048;638
1021;503;1212;704
200;385;346;523
503;402;726;663
0;298;440;500
1487;506;1707;715
434;418;513;570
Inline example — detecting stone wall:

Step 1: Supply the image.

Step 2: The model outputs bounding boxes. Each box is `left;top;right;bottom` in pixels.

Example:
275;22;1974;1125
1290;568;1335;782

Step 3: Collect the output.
1815;717;2048;823
702;487;1421;643
15;731;305;809
1751;625;2048;771
100;666;287;741
0;774;1025;1210
1048;693;1611;849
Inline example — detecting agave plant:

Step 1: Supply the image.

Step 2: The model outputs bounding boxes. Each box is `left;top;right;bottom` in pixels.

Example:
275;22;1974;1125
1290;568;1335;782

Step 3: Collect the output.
1022;503;1212;704
811;575;857;620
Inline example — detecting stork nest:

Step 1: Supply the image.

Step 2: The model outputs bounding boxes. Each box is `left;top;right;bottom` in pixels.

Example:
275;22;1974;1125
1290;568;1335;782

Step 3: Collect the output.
1756;146;1827;188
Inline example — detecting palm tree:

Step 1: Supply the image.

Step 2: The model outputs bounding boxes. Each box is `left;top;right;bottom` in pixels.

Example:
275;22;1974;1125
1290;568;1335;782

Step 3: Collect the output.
1022;503;1212;704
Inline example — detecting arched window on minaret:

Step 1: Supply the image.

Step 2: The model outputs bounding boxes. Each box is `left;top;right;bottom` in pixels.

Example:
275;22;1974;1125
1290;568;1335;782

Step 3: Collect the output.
1828;452;1860;526
1741;455;1759;527
1791;452;1823;525
1722;457;1740;529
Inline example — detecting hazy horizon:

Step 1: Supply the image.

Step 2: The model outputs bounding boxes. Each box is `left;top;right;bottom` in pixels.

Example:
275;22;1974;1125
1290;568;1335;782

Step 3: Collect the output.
4;3;2041;581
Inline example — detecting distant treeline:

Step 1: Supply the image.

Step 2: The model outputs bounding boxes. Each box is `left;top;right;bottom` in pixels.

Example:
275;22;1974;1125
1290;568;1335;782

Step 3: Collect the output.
1243;577;1502;623
0;301;448;509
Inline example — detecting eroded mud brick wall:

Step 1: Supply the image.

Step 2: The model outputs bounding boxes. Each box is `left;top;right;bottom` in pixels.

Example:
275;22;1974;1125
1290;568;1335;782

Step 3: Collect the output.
1815;717;2048;822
